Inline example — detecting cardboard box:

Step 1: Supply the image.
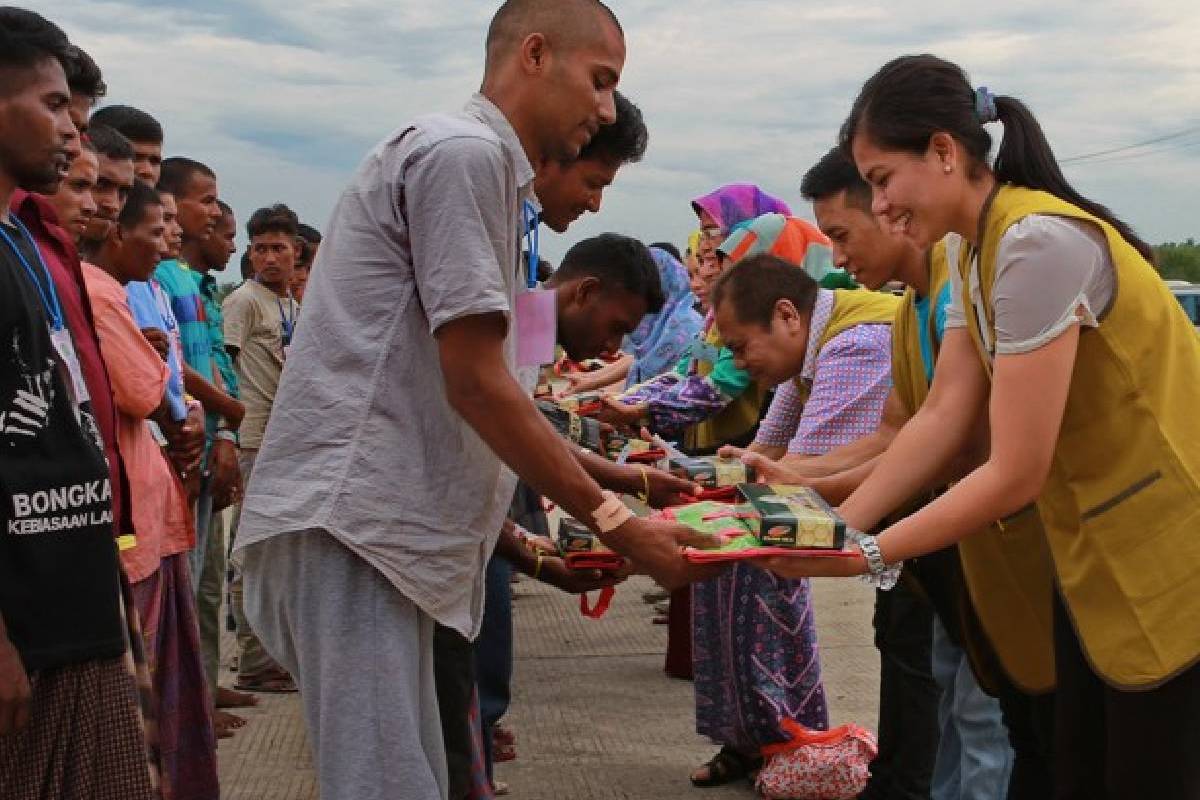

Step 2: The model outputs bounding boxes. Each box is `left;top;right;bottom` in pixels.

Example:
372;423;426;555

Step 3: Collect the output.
557;517;599;554
556;391;603;414
738;483;845;549
556;517;624;572
668;456;756;488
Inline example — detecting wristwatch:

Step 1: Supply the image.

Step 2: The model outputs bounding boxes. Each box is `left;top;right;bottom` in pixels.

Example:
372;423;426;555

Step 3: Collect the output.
854;532;901;590
215;429;238;445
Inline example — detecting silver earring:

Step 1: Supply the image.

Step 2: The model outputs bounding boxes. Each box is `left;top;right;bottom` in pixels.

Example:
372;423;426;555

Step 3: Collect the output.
943;164;952;174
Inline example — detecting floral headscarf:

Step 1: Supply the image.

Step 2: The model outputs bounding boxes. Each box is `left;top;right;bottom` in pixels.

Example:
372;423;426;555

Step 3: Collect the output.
625;247;705;387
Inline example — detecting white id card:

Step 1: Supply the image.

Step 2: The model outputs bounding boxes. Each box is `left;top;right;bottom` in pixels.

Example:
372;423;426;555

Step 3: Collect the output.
50;326;90;405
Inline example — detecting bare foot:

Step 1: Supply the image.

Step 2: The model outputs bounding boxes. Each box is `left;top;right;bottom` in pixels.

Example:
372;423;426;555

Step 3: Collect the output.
216;686;260;709
214;709;246;739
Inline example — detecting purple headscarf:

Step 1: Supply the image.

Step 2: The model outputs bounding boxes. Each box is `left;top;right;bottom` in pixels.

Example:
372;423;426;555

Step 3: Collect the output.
691;184;792;234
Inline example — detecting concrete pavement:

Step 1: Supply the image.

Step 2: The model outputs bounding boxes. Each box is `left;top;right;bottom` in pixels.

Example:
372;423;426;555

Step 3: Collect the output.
217;574;880;799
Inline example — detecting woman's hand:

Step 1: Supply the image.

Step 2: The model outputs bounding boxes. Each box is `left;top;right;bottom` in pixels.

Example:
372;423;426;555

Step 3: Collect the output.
749;550;867;580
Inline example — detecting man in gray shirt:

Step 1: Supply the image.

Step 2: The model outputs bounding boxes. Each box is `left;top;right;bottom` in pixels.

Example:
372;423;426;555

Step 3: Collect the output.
233;3;705;799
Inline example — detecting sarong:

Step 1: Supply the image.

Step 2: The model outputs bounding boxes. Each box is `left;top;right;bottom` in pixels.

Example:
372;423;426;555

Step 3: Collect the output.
692;563;828;754
131;554;218;800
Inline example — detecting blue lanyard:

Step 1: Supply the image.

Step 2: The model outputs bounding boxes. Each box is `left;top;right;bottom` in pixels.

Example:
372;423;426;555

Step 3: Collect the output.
276;295;295;342
522;199;540;289
0;217;64;331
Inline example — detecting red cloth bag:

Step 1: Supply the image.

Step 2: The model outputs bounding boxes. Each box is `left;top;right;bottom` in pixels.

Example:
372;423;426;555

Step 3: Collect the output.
755;719;877;800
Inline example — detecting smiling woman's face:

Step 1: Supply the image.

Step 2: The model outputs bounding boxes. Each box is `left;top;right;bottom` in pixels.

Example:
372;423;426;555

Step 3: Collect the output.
852;132;958;251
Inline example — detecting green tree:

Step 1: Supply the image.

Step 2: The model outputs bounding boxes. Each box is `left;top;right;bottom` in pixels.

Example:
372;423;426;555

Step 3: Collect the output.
1155;239;1200;283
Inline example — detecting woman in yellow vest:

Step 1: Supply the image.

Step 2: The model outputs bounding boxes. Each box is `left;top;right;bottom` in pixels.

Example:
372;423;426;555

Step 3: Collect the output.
760;54;1200;798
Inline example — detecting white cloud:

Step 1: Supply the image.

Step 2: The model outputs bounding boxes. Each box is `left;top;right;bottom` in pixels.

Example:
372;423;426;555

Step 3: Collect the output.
31;0;1200;276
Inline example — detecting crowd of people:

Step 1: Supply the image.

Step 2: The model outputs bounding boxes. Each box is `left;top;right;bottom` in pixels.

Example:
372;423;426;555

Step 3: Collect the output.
1;2;1198;800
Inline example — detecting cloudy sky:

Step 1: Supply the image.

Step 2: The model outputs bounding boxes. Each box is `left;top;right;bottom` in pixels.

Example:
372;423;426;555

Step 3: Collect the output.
39;0;1200;282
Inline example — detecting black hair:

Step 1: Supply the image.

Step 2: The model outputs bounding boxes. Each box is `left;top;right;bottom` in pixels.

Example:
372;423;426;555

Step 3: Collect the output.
710;253;819;328
158;156;214;198
535;256;554;283
63;44;105;100
578;91;647;165
297;222;321;244
216;199;233;217
0;8;70;90
649;241;681;261
247;203;299;239
240;248;254;280
840;54;1154;262
117;180;161;229
91;104;162;145
86;123;134;160
554;233;664;313
801;146;873;213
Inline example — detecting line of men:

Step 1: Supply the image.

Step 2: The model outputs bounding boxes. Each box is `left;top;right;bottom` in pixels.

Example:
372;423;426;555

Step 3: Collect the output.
0;5;703;799
0;8;329;797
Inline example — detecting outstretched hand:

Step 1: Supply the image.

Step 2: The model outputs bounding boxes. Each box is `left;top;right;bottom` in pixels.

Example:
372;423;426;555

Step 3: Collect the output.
716;446;809;485
606;517;726;590
637;466;701;508
749;551;867;580
595;396;646;429
541;557;628;595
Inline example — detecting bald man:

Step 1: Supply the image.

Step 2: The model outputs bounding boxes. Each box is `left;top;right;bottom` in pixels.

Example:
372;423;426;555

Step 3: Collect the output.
233;3;704;799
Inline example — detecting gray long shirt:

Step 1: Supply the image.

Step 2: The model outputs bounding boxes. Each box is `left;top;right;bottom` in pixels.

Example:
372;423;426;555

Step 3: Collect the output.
234;94;536;638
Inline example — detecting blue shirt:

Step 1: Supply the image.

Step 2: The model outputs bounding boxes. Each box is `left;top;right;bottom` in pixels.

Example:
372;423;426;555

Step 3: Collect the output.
153;259;212;381
914;281;953;382
126;280;188;422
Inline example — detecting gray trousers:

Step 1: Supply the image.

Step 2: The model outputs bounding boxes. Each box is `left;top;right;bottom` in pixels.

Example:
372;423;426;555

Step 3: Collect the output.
242;528;449;800
196;510;225;695
230;449;284;680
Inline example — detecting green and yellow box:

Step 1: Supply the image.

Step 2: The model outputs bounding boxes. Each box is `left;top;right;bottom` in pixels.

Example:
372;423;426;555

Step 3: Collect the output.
738;483;845;549
667;456;756;488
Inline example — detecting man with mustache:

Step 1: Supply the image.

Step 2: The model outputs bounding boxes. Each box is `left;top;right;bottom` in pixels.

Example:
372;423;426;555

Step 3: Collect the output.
43;136;98;245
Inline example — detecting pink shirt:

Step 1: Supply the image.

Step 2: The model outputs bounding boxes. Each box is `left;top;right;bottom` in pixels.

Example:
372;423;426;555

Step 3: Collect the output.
82;264;194;583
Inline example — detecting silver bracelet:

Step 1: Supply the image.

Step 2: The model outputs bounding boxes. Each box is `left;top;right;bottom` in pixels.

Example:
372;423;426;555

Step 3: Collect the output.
848;529;902;591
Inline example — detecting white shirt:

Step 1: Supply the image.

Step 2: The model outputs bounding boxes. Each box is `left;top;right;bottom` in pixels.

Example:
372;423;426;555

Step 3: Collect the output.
234;95;536;638
947;215;1115;359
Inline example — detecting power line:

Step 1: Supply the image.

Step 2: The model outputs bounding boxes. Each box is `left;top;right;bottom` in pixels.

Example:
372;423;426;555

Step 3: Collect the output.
1063;132;1200;166
1060;125;1200;164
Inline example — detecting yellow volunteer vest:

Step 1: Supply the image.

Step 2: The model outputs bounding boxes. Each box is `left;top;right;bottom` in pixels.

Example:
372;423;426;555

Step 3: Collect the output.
792;289;902;404
683;322;768;453
958;185;1200;688
893;241;1056;693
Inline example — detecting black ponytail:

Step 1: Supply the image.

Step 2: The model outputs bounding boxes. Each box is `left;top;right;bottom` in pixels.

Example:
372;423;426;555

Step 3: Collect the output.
841;54;1155;263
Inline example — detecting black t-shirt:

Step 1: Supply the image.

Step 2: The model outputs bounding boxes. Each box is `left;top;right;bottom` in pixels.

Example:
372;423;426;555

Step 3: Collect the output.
0;218;125;672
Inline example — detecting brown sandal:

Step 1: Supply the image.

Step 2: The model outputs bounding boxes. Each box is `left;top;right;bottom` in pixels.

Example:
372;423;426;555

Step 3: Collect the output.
690;746;762;788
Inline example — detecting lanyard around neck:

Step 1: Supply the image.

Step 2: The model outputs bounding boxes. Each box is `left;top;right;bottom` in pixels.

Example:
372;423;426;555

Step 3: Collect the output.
276;293;295;340
0;217;64;331
522;199;540;289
